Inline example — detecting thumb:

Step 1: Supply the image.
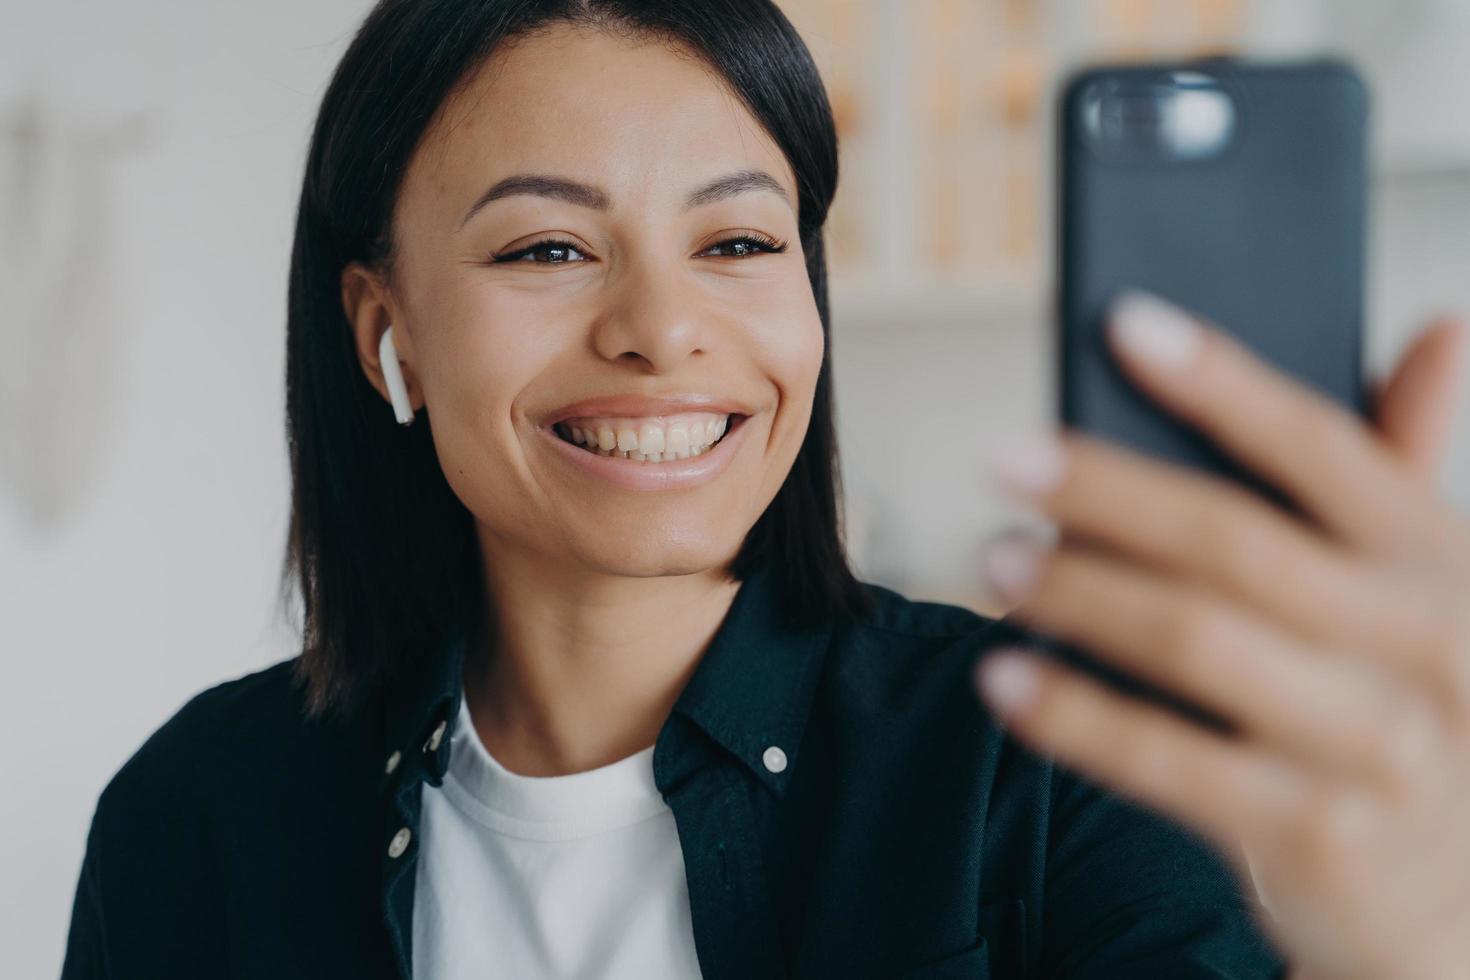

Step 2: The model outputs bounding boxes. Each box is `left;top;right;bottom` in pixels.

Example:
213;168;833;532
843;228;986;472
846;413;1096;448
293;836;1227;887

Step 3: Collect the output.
1372;315;1470;482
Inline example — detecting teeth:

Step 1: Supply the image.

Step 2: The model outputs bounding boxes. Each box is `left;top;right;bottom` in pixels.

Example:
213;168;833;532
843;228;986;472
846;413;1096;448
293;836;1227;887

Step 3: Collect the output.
638;423;665;456
557;413;733;461
666;422;690;458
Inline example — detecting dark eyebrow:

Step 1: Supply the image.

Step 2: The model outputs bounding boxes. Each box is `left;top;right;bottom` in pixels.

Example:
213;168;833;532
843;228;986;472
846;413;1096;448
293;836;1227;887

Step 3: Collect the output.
683;169;791;210
457;168;791;230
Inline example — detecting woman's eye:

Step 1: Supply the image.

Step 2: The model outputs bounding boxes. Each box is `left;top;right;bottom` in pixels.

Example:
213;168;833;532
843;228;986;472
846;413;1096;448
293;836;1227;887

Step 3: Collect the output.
704;234;788;258
491;239;589;264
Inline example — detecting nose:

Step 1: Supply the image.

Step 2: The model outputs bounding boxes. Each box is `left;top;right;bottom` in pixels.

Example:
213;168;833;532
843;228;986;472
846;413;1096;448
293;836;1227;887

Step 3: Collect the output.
590;253;715;372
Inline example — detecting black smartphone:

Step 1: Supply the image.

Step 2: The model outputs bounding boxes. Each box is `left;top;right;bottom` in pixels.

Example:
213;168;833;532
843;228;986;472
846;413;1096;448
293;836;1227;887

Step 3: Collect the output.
1039;58;1370;728
1058;57;1370;508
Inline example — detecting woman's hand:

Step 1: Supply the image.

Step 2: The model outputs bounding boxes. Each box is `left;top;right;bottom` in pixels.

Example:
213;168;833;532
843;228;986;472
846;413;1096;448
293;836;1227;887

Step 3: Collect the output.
972;291;1470;980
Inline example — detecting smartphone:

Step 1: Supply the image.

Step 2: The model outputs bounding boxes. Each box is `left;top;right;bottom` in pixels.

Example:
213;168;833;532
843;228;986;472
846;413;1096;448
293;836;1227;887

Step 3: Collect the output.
1058;57;1370;510
1040;58;1370;728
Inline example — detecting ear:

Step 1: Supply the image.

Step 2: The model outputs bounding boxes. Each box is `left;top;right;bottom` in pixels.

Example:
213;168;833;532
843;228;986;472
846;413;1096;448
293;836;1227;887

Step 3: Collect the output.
341;261;422;414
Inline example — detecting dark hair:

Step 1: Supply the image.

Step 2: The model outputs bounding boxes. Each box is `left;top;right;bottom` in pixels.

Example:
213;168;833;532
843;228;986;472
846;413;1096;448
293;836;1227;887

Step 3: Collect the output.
279;0;875;728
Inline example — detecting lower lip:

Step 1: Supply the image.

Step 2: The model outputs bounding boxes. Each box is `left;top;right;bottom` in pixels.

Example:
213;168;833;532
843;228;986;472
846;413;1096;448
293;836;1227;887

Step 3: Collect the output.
537;415;752;491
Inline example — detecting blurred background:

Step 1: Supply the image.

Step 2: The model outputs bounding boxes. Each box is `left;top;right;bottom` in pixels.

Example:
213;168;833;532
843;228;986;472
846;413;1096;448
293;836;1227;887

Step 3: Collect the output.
3;0;1468;973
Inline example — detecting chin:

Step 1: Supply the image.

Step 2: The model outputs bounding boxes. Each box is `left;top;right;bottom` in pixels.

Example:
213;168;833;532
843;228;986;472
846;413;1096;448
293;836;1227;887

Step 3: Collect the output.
574;529;745;580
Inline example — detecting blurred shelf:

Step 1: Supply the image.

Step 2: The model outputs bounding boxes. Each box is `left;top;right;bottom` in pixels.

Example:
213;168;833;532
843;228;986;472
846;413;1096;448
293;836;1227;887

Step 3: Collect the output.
1374;154;1470;186
829;278;1047;332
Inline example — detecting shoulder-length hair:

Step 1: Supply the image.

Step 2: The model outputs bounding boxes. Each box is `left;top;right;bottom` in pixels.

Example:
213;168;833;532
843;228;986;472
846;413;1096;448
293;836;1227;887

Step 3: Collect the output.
280;0;875;728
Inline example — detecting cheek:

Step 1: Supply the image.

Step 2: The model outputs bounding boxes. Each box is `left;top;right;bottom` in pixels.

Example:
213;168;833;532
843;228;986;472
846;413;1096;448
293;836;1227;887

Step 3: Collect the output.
425;287;566;415
749;285;825;432
419;291;555;496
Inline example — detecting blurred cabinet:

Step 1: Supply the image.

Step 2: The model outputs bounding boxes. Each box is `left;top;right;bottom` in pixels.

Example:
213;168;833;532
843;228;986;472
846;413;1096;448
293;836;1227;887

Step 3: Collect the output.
776;0;1247;311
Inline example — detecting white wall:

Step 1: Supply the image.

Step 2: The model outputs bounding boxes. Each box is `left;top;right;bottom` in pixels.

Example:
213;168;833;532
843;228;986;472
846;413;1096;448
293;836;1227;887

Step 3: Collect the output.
1;2;372;974
3;2;1467;976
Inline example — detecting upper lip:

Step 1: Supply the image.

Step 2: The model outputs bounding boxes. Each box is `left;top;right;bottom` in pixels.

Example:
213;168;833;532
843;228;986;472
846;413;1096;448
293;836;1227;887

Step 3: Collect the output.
541;393;754;426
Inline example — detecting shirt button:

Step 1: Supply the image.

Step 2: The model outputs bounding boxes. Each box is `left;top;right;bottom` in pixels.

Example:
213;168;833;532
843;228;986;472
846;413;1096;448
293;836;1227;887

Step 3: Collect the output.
387;826;412;859
384;750;402;775
762;745;787;774
424;718;447;753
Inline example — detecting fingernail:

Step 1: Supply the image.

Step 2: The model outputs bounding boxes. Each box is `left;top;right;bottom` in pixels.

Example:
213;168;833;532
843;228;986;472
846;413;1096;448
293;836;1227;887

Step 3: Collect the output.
974;650;1039;714
983;434;1066;496
981;535;1044;605
1109;290;1202;370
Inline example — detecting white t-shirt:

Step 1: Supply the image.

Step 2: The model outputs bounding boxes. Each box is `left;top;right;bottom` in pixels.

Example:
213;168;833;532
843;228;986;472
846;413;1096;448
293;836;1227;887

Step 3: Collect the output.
412;695;705;979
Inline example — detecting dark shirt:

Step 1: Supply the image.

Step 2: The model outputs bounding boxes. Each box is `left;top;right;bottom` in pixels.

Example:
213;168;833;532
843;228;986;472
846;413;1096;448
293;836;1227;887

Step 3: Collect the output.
60;558;1289;978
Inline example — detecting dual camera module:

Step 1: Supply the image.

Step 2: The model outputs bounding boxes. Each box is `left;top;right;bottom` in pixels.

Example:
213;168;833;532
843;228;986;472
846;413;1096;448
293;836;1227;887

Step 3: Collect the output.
1078;70;1238;163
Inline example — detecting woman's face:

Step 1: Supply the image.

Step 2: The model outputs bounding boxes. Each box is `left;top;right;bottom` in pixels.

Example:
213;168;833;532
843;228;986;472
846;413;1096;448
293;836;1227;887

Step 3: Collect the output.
357;23;824;580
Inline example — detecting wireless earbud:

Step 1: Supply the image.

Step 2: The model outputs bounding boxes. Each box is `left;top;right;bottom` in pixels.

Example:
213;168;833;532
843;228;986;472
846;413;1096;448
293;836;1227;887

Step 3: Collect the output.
379;325;415;426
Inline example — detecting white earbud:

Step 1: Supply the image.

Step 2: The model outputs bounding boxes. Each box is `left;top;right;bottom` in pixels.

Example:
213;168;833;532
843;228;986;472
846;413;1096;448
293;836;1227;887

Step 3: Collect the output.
379;325;415;426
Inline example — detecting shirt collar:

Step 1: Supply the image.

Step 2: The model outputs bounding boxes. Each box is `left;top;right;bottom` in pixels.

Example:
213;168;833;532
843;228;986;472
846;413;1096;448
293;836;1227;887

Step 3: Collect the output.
378;558;835;801
378;619;466;796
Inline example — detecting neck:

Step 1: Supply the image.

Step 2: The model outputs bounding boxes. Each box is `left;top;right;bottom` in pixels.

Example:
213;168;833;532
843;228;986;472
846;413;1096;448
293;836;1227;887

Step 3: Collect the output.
461;543;743;778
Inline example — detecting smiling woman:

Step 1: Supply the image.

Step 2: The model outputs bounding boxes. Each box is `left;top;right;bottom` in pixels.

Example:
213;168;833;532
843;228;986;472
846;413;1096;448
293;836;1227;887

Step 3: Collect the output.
59;2;1288;979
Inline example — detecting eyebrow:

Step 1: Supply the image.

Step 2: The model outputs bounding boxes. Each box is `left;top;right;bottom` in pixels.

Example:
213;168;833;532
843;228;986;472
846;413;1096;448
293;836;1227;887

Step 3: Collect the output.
457;168;792;230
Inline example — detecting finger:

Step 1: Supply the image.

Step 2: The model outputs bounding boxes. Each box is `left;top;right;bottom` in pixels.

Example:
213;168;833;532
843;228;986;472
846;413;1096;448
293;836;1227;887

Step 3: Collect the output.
984;538;1437;788
1105;290;1440;562
1373;316;1470;483
987;431;1435;662
973;647;1309;854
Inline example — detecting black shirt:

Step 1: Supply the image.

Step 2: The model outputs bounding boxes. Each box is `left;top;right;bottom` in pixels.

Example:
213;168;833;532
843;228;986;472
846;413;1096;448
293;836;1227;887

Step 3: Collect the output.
60;558;1289;978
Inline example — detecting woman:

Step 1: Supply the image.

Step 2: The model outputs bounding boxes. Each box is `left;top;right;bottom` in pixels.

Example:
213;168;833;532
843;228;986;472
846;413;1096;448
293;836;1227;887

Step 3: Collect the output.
60;1;1469;978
